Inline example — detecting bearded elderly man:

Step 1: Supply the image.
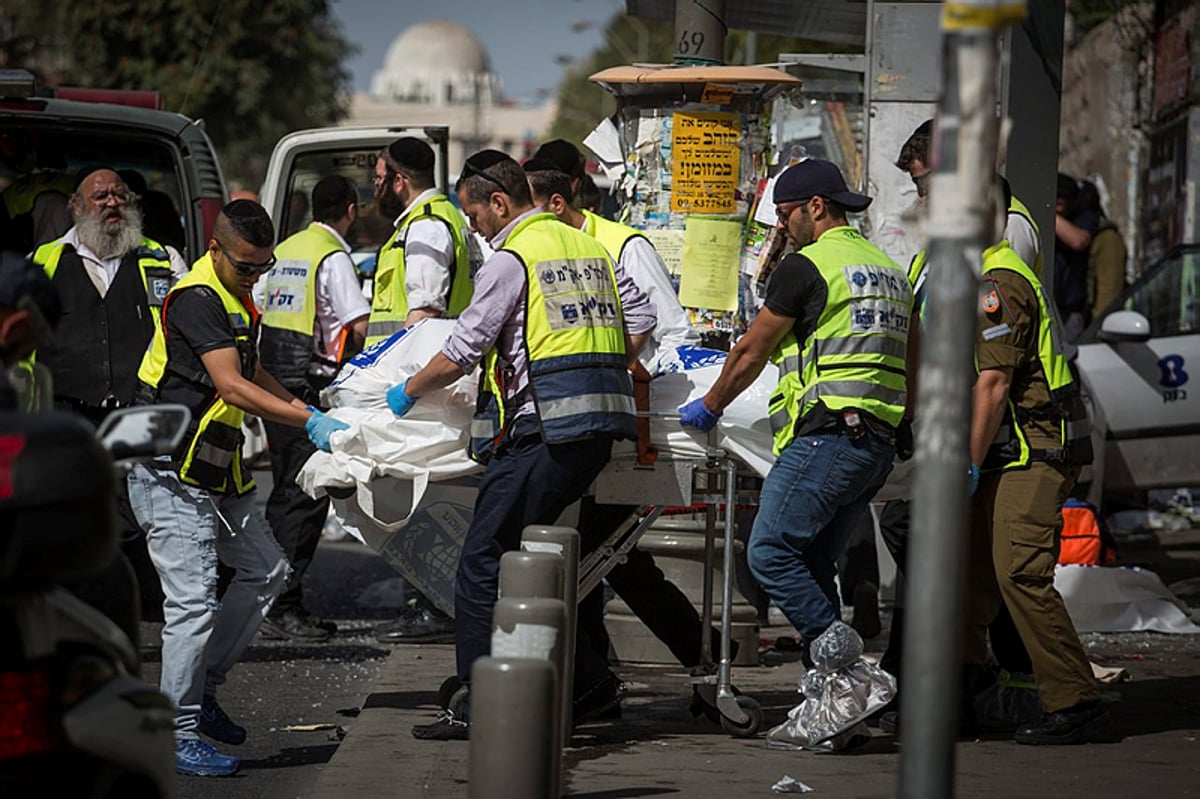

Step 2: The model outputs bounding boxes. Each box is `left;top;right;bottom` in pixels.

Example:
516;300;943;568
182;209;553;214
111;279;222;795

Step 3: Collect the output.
32;166;187;424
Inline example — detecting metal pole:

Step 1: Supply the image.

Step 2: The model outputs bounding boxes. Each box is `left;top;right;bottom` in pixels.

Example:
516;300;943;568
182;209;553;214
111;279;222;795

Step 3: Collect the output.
521;526;580;747
898;3;1024;798
673;0;727;65
469;657;558;799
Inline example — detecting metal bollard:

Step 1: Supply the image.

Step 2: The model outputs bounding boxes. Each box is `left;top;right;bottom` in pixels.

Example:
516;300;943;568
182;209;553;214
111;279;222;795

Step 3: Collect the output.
521;525;580;738
499;551;569;749
469;657;557;799
491;597;568;798
499;550;565;600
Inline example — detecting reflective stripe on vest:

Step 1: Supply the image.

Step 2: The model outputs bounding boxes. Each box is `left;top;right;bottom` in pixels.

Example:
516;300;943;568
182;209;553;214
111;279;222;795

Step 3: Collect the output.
908;250;928;320
366;195;473;346
468;213;635;463
34;235;175;314
137;253;259;494
260;223;345;385
768;226;911;456
978;242;1092;472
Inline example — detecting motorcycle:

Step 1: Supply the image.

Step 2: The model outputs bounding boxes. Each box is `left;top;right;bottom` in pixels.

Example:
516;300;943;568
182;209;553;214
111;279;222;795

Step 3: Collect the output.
0;404;190;798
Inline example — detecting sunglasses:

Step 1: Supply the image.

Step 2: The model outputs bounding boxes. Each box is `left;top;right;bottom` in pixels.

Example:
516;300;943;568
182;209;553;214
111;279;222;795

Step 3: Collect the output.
776;200;810;222
215;241;276;276
462;159;516;198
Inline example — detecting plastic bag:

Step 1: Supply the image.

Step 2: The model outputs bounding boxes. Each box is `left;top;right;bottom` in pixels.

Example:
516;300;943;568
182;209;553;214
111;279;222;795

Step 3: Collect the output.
766;622;896;751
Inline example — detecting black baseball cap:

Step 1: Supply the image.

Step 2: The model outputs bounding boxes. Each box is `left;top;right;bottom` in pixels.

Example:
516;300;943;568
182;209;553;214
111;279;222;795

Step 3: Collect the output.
773;159;872;212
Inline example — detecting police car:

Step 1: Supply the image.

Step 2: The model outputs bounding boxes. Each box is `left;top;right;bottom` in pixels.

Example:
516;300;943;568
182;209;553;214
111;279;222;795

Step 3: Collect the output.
1075;245;1200;508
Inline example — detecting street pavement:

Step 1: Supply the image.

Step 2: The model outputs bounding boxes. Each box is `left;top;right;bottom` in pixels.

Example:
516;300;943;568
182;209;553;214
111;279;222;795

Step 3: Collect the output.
137;467;1200;798
302;528;1200;799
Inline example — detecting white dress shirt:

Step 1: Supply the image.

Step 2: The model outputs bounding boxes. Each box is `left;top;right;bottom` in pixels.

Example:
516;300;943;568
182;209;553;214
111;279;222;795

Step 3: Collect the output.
396;188;457;314
578;219;698;372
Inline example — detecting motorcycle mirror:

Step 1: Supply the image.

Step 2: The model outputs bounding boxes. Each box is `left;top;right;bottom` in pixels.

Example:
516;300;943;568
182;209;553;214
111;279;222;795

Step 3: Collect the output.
96;404;192;461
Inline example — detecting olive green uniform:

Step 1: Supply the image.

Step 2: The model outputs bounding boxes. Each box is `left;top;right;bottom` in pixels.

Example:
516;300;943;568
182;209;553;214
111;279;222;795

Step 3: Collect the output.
966;262;1100;713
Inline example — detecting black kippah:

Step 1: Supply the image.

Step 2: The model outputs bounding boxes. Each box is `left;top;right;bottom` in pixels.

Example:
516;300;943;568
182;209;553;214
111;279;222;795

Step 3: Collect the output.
387;137;435;173
532;139;585;179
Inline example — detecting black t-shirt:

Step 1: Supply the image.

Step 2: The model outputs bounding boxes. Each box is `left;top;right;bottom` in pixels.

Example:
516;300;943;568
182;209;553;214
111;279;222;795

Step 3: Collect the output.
158;285;241;409
762;252;849;434
763;252;827;341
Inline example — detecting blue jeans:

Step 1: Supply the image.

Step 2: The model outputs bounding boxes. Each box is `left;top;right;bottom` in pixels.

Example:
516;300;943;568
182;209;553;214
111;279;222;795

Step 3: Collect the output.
748;433;894;660
128;461;289;739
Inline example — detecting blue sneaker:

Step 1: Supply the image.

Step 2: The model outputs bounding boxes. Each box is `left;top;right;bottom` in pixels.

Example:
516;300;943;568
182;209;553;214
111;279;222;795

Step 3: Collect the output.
198;696;246;745
175;738;239;777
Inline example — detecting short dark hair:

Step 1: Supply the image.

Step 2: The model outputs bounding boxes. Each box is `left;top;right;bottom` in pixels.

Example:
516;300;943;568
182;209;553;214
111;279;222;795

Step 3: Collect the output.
522;158;574;206
578;174;603;213
896;119;933;172
215;199;275;249
1057;172;1080;202
312;175;358;224
455;150;532;207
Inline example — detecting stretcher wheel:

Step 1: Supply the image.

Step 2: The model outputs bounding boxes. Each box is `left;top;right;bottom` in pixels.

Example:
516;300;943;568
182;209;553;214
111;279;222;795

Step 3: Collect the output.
720;695;763;738
438;675;463;709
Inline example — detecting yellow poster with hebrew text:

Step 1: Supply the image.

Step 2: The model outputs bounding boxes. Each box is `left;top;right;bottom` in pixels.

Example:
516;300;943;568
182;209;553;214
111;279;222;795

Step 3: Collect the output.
670;112;740;214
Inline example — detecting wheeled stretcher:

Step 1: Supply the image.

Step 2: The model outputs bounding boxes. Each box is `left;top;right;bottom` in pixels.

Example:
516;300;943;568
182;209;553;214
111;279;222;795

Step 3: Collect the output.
587;416;765;738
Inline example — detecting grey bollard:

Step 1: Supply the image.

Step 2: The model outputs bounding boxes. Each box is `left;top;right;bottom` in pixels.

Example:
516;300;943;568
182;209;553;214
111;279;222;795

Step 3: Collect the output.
498;551;569;752
469;657;557;799
521;525;580;737
491;597;568;797
499;550;565;601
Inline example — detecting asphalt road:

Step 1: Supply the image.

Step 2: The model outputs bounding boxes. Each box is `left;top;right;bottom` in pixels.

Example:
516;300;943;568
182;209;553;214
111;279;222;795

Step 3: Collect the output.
139;532;401;799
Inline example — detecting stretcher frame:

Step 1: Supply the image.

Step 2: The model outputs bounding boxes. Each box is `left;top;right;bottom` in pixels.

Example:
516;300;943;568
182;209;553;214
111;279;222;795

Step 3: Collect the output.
587;419;764;737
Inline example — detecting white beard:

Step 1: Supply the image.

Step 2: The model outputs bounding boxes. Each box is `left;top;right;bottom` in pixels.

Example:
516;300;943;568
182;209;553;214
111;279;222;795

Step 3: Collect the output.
76;205;144;260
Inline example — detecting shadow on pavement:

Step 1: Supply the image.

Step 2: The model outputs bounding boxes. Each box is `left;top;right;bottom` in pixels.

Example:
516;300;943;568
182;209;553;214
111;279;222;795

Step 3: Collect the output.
240;743;340;770
362;689;440;709
568;790;678;798
1106;674;1200;738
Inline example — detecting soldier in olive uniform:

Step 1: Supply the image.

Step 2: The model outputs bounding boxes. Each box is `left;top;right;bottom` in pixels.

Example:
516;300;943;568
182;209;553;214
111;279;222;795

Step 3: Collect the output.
967;238;1106;745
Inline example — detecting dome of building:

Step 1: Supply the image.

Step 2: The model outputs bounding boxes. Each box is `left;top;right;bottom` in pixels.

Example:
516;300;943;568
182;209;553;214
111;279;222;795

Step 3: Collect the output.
369;20;501;108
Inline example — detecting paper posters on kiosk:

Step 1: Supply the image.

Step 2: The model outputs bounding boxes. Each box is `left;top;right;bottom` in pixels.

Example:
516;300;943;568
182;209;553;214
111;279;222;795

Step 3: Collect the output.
679;217;742;311
670;111;740;214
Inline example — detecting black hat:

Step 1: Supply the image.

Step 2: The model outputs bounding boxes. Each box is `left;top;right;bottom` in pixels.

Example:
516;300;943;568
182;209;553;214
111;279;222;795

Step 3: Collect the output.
773;159;872;212
521;157;566;176
386;137;435;173
532;139;585;179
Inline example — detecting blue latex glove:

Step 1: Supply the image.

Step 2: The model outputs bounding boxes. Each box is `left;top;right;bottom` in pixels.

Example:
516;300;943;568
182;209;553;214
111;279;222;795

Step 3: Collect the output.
305;409;349;453
386;380;417;418
968;463;980;496
678;397;721;432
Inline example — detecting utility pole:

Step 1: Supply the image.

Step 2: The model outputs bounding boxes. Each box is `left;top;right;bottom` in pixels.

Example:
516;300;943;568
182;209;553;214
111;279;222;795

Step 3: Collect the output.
898;2;1026;798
